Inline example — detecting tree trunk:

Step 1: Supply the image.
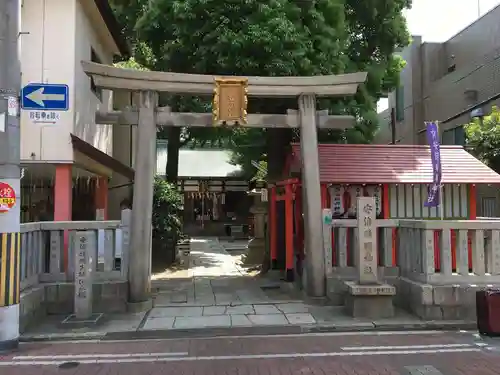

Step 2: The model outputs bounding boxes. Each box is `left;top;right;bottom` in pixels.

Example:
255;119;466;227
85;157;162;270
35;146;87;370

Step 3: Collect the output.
261;128;292;273
165;126;181;183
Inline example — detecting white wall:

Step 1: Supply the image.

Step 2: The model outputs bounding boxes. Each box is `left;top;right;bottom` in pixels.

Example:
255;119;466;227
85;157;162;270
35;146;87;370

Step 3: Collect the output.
20;0;115;163
73;0;113;155
20;0;76;162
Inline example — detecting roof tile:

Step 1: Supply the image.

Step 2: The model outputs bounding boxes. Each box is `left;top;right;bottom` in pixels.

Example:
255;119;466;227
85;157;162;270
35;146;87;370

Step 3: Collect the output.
290;144;500;184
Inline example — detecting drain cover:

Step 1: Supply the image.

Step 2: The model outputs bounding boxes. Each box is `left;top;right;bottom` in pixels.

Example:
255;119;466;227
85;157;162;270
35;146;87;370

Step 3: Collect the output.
58;361;80;369
260;285;281;290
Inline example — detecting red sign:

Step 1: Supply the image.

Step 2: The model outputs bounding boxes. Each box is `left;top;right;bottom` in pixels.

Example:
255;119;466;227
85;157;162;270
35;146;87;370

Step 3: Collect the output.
0;182;16;213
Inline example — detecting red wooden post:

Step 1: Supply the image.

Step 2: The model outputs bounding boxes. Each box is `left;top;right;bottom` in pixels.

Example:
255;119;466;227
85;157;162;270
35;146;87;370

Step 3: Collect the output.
468;184;477;270
269;186;277;269
285;183;294;281
382;184;396;266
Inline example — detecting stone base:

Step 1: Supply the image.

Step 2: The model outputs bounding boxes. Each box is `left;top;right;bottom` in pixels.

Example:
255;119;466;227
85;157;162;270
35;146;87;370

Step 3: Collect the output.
393;277;496;321
344;281;396;319
127;299;153;313
61;313;103;327
244;238;266;265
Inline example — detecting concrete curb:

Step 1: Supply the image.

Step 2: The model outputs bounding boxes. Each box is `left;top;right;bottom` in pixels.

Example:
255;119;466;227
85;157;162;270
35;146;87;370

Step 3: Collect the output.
19;320;477;343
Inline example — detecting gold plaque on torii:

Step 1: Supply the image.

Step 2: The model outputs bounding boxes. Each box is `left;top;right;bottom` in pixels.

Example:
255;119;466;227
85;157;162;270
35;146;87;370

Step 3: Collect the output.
213;77;248;126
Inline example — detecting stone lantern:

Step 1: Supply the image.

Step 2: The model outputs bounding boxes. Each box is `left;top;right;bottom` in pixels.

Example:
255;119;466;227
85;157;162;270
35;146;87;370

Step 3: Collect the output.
246;182;268;263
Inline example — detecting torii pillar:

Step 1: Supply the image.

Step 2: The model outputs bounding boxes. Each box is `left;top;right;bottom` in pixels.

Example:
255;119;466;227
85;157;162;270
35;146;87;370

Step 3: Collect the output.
298;94;325;297
128;91;157;309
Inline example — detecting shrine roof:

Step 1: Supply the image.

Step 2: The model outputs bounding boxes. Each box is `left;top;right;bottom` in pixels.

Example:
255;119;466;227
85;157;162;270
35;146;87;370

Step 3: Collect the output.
156;142;243;178
290;143;500;184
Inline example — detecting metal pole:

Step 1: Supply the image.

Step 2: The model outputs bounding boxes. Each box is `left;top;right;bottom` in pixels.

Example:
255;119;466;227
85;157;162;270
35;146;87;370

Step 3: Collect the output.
0;0;21;351
390;108;396;145
436;121;444;220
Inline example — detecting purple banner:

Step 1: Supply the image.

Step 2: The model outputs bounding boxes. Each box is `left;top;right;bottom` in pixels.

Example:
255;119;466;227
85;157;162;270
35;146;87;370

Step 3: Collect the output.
424;122;442;207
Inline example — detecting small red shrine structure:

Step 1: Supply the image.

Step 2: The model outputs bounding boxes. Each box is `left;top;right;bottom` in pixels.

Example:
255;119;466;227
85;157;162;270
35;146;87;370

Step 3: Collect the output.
268;144;500;281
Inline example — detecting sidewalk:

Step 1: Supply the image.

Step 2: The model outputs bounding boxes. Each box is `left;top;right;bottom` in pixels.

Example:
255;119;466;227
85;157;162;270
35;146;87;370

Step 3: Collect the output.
21;238;477;341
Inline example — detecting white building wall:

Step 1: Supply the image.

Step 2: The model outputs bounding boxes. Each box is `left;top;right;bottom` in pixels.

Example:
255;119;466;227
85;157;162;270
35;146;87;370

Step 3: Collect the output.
73;0;113;155
20;0;114;163
20;0;76;162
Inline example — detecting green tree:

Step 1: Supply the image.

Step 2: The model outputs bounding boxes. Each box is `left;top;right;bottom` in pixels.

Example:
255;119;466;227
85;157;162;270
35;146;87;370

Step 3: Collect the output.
465;106;500;172
110;0;411;181
152;177;183;263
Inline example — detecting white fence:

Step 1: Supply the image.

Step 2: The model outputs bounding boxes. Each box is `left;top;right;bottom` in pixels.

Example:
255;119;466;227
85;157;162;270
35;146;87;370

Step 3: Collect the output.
18;209;130;292
322;210;500;285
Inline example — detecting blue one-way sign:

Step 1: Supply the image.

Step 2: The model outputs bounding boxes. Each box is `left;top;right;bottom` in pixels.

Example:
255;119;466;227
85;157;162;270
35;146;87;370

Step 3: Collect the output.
21;84;69;111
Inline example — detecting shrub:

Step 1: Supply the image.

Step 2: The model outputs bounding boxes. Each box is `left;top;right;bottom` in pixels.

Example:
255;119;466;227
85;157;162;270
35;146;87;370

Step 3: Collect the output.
152;176;183;243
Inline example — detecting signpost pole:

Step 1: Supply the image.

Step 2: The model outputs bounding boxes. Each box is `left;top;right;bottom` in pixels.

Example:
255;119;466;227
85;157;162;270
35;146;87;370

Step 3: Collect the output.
0;0;21;351
437;121;444;221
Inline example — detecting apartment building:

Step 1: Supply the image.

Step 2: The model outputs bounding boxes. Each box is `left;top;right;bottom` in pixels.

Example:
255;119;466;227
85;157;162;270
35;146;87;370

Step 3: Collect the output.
377;5;500;216
378;4;500;145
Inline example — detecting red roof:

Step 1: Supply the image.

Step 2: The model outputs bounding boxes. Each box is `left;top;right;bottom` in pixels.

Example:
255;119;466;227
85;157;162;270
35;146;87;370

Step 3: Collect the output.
290;143;500;184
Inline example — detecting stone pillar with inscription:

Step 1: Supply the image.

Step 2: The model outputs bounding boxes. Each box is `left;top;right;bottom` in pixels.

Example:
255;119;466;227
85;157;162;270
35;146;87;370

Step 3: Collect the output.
298;94;325;297
343;197;396;318
357;197;378;284
128;91;157;310
73;231;94;321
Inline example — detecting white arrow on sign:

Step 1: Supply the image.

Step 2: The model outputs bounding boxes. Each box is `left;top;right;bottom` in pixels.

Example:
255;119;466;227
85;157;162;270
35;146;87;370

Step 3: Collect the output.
25;87;65;107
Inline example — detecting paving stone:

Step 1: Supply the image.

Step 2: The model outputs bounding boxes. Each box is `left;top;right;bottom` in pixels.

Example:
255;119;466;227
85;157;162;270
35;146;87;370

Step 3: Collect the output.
254;304;282;315
276;303;310;314
285;313;316;325
149;307;203;318
141;317;175;330
203;306;226;315
247;314;289;326
173;315;231;329
225;304;255;315
230;314;253;327
170;293;187;303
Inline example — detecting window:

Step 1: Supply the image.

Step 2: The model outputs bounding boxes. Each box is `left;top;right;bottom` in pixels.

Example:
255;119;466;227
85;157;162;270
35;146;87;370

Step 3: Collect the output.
395;86;404;121
481;197;497;217
90;48;102;101
442;125;465;146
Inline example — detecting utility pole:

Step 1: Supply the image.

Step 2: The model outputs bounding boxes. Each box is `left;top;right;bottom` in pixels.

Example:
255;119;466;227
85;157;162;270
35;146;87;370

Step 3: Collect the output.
390;107;396;144
0;0;22;351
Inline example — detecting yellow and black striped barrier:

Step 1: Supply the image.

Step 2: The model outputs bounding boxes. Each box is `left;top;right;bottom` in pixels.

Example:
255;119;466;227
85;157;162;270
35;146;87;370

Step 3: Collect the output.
0;232;20;307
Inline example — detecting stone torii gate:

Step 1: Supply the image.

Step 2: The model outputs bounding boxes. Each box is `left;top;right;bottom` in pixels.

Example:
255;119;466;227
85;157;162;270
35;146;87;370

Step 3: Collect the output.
82;61;367;309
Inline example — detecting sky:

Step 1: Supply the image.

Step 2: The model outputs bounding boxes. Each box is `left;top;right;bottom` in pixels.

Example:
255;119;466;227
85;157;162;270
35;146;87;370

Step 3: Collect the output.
377;0;500;113
405;0;500;42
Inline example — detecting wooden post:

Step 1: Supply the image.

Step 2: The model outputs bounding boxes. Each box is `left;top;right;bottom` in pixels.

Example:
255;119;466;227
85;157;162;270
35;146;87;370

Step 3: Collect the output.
269;186;277;269
285;183;294;281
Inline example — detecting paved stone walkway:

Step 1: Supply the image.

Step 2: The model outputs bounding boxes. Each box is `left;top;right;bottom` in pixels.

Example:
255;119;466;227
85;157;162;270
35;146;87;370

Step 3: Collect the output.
21;238;476;340
147;238;314;330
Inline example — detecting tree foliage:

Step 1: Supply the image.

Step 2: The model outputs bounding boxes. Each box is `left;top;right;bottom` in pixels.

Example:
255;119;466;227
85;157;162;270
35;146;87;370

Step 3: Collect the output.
152;177;183;241
465;106;500;172
110;0;411;179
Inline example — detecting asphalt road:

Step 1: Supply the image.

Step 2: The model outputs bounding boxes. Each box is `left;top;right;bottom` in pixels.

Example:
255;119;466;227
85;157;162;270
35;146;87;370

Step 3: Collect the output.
1;330;499;375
